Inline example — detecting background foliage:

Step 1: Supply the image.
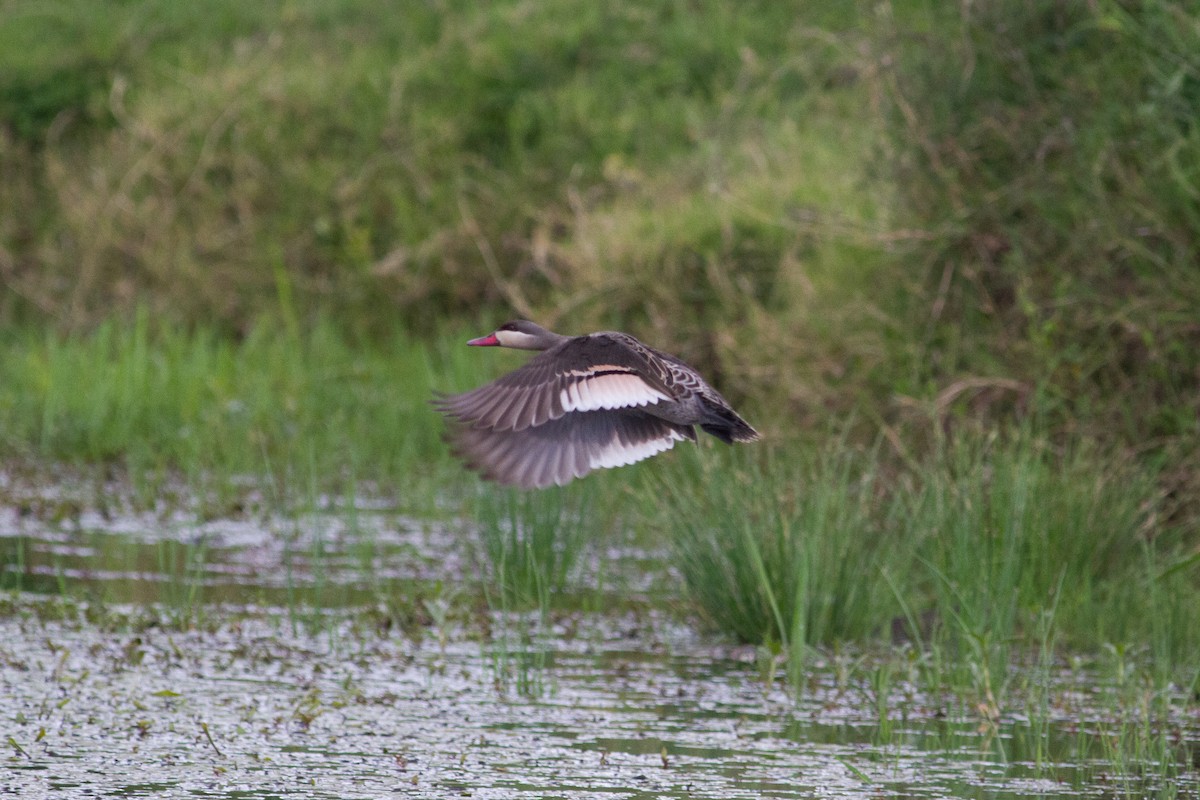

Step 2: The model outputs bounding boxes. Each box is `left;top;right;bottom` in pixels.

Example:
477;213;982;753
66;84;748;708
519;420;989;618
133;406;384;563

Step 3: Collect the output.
0;0;1197;507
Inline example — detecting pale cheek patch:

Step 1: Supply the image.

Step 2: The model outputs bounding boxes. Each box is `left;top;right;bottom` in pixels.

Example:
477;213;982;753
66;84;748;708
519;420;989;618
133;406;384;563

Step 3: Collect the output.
558;369;670;412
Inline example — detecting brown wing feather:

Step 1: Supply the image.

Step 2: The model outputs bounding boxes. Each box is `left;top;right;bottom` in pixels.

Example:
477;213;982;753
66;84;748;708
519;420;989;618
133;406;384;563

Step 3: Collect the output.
433;334;679;433
443;411;694;489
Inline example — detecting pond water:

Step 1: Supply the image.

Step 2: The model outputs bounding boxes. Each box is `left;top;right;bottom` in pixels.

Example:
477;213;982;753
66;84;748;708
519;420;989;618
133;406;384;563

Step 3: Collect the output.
6;608;1194;800
1;477;1197;798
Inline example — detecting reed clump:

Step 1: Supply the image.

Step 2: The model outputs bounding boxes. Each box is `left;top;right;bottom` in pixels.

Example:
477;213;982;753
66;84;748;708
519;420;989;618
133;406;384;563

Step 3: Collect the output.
653;427;1198;685
472;488;594;611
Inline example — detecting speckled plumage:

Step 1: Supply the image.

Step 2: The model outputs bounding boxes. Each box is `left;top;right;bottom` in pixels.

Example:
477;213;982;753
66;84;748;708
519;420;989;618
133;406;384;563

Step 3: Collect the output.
434;321;759;488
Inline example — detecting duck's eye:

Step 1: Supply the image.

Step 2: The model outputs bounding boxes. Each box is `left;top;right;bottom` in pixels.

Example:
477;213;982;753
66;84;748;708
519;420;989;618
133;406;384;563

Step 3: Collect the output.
500;323;517;331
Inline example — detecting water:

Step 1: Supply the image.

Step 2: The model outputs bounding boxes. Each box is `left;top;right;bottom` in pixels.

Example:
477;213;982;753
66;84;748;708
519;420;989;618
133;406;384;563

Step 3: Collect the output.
4;607;1195;799
0;475;662;607
0;477;1196;798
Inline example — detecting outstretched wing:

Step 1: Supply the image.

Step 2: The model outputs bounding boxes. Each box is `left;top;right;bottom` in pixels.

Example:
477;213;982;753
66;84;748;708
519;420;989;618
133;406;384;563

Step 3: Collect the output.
433;334;677;432
443;411;696;489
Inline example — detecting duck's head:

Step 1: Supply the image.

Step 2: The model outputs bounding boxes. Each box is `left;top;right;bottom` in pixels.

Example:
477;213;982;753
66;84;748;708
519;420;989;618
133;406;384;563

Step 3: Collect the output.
467;320;564;351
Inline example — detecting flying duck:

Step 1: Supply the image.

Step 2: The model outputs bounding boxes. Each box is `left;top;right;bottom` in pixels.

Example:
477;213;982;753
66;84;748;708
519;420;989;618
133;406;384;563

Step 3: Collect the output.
434;320;760;489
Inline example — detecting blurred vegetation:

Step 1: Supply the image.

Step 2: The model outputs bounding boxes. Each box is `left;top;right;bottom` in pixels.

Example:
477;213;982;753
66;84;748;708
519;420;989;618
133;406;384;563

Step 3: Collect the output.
883;0;1200;499
0;0;1197;513
654;431;1197;670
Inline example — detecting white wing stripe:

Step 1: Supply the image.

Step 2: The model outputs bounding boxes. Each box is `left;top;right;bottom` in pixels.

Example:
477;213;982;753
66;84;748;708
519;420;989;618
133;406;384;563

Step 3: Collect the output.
594;376;615;408
604;376;625;408
557;371;668;412
590;428;685;469
577;378;596;409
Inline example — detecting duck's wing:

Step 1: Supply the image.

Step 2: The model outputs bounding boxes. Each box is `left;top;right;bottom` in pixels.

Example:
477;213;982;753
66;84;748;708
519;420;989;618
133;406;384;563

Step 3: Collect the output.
642;344;761;444
443;410;696;489
433;335;678;432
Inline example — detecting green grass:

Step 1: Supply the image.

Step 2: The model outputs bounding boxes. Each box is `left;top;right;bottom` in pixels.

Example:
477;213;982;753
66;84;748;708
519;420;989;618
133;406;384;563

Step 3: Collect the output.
0;0;894;429
0;0;874;334
2;0;1194;493
2;317;1195;684
648;442;894;684
0;310;492;510
651;425;1200;696
878;0;1200;466
471;487;595;612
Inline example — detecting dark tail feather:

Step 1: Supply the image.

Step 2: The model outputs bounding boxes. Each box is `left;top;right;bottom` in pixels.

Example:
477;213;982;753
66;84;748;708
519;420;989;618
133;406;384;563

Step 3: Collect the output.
700;423;735;444
700;406;760;444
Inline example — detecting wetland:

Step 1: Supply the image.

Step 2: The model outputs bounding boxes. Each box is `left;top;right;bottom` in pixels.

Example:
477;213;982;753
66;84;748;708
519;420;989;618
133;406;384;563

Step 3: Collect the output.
2;473;1197;799
3;1;1199;796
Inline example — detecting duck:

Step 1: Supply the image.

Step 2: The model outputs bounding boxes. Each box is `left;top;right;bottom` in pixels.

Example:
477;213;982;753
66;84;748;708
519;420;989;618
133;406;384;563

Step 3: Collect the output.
434;320;760;489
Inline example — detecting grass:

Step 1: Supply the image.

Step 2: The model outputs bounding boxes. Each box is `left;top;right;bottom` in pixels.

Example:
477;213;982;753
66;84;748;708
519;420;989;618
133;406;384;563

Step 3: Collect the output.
471;487;594;612
1;317;1195;676
2;0;1195;498
0;0;898;433
0;309;493;511
878;0;1200;476
649;442;893;687
0;0;871;332
650;425;1200;699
